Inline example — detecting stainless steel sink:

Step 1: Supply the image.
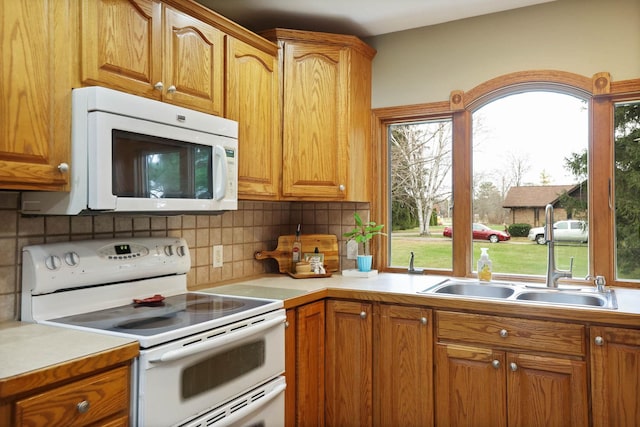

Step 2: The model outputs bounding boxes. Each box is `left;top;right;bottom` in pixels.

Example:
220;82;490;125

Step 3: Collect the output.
515;291;606;307
431;283;515;298
419;279;617;309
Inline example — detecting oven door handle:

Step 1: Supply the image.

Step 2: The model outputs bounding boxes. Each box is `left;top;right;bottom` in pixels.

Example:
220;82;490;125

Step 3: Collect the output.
215;381;286;427
150;314;286;363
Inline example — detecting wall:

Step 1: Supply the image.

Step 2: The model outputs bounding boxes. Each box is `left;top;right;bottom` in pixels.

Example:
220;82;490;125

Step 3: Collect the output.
367;0;640;107
0;191;368;322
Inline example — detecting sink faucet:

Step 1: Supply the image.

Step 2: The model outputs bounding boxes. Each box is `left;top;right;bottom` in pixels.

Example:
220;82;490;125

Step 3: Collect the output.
544;204;573;287
408;252;423;274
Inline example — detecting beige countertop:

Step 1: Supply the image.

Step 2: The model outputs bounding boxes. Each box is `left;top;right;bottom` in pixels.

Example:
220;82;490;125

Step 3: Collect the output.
199;272;640;327
0;321;137;387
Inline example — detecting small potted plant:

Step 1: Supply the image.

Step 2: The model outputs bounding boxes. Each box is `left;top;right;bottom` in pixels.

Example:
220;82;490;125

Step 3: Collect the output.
343;212;386;272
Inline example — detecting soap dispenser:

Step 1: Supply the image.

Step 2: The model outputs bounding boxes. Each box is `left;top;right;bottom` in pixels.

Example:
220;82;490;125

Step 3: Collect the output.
477;248;492;282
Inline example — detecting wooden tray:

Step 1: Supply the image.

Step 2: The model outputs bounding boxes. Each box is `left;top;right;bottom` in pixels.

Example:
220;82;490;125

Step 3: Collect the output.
255;234;339;273
286;272;333;279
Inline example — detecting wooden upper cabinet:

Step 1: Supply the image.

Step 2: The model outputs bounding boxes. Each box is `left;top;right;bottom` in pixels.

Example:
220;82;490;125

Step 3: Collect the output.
261;29;376;201
226;37;280;199
163;6;224;115
0;0;73;190
80;0;224;115
80;0;163;99
590;326;640;427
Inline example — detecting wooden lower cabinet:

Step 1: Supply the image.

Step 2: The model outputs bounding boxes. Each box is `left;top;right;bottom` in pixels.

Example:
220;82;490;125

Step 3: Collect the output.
435;311;588;427
376;304;433;427
325;299;373;427
287;300;326;427
590;326;640;427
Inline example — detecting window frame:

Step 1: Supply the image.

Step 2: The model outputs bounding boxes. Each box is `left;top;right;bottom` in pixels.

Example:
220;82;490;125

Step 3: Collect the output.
372;70;640;289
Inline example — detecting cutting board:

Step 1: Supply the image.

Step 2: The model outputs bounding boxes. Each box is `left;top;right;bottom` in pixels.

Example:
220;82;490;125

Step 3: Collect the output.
255;234;339;273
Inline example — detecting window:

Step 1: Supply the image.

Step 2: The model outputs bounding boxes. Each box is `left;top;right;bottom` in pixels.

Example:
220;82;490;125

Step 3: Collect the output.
388;119;452;270
375;71;640;287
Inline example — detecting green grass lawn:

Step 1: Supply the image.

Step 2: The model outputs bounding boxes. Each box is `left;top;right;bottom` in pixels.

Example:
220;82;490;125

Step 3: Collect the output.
390;226;588;277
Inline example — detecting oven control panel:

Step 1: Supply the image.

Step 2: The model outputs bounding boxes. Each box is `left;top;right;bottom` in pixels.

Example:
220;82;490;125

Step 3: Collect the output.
22;237;190;296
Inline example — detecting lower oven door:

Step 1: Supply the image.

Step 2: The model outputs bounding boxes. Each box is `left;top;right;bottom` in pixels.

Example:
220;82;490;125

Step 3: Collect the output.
179;376;286;427
137;309;286;427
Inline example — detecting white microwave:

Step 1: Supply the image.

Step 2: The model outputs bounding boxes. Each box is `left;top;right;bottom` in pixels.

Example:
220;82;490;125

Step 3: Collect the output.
22;86;238;215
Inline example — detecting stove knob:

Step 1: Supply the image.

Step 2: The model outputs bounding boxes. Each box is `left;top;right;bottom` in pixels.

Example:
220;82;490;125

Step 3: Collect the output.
64;251;80;266
45;255;62;270
164;245;174;256
176;245;186;257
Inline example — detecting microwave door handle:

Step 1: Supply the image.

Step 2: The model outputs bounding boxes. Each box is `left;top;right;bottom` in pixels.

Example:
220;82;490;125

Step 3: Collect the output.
213;145;228;201
149;314;286;363
214;381;286;427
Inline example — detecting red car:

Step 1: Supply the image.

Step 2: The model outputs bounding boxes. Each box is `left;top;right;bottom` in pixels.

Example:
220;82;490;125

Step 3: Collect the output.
442;223;510;243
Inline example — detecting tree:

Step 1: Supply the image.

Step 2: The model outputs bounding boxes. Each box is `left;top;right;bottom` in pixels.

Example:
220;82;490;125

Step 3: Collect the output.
390;120;452;236
474;181;504;223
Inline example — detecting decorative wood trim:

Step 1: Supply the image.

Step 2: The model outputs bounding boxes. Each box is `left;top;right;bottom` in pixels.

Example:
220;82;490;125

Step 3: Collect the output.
592;72;611;96
449;90;465;111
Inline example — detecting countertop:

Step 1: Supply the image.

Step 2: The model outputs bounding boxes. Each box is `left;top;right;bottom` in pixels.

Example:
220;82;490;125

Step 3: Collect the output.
198;272;640;327
0;321;138;398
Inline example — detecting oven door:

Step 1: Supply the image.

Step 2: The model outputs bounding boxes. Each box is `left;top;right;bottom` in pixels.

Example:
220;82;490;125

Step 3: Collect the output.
137;310;285;427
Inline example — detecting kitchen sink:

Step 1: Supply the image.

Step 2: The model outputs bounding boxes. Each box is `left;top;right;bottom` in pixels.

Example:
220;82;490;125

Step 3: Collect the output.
419;279;617;309
427;282;515;299
515;291;606;307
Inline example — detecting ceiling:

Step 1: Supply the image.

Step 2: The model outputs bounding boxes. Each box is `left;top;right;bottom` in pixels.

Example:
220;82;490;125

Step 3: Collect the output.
194;0;556;38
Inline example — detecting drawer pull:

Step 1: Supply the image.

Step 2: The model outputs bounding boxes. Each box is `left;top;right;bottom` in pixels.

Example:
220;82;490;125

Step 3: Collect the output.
76;400;90;414
420;317;428;325
492;359;501;369
510;362;518;372
499;329;508;338
595;336;604;346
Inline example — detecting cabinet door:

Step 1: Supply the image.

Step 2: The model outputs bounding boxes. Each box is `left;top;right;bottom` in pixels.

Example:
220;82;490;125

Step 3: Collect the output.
376;305;433;427
591;326;640;427
507;353;588;427
163;6;224;115
281;42;349;199
325;300;373;427
0;0;72;190
435;343;506;427
80;0;162;98
226;37;280;199
296;300;325;427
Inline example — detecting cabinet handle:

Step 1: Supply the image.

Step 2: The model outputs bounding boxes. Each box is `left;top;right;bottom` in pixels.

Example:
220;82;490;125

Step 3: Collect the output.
339;184;345;191
167;85;177;93
360;311;367;319
499;329;508;338
510;362;518;372
57;163;69;173
154;81;164;91
284;321;290;328
492;359;501;369
595;336;604;346
420;317;427;325
76;400;90;413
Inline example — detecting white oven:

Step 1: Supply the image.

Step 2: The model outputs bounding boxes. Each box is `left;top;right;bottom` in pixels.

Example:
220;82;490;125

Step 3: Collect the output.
21;238;285;427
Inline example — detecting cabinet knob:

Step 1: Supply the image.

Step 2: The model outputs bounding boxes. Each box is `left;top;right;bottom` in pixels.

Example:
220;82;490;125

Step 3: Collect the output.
360;311;367;319
57;163;69;173
76;399;90;413
595;336;604;346
499;329;508;338
154;81;164;91
339;184;345;191
420;317;428;325
492;359;501;369
167;85;177;93
285;321;290;328
510;362;518;372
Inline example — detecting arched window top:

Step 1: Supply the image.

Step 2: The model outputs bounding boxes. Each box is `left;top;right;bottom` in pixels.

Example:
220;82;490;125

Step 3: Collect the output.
449;70;607;112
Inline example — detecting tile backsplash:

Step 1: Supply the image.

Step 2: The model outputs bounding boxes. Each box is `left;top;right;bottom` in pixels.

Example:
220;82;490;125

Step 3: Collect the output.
0;191;369;322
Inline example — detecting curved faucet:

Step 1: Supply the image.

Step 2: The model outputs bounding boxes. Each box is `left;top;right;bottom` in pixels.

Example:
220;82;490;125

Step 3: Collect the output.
545;204;574;287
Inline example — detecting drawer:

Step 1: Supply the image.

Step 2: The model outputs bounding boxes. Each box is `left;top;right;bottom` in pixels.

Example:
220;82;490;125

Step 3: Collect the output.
15;366;129;427
436;311;585;356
